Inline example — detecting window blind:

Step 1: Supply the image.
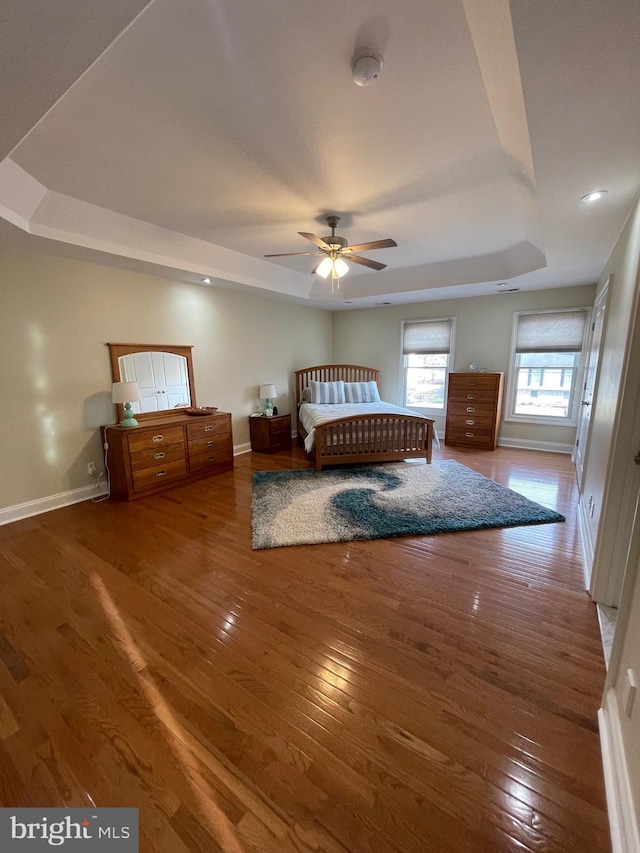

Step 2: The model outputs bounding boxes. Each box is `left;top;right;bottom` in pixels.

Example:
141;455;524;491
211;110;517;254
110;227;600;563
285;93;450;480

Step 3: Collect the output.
515;310;588;354
403;319;453;355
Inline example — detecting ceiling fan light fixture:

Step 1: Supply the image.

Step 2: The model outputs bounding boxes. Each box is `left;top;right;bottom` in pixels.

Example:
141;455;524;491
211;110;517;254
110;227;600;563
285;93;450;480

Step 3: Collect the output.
316;256;333;279
266;214;396;278
334;257;349;277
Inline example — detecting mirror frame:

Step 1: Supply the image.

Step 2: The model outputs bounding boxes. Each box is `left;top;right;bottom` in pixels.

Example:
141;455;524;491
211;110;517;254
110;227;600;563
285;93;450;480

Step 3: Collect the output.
107;343;196;421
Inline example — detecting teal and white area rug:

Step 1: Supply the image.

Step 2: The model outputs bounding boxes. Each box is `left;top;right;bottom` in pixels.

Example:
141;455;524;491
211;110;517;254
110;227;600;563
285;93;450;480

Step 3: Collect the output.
251;460;565;549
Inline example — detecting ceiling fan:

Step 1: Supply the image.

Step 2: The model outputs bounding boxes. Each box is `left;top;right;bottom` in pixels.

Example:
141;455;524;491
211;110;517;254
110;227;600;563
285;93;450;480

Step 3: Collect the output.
264;215;397;285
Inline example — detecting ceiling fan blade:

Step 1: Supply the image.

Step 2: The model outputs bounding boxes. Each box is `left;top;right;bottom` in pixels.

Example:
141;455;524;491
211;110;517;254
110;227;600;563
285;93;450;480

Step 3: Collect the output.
299;232;331;250
347;254;387;271
343;238;398;253
264;251;324;257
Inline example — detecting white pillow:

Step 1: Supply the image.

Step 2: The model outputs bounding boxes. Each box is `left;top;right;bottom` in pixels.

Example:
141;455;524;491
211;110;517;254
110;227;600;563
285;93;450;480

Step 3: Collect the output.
310;380;346;404
300;387;311;403
344;380;381;403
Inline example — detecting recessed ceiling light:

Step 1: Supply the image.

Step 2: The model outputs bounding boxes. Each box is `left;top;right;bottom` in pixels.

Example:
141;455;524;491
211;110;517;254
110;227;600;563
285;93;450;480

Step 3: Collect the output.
582;190;608;203
202;277;212;284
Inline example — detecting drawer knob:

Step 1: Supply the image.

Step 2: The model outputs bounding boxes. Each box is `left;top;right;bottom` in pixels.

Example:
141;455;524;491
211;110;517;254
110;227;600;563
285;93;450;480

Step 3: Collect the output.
206;440;214;446
156;470;167;477
207;456;215;462
152;434;164;442
154;452;165;459
204;425;214;432
466;419;475;425
466;407;476;413
467;394;476;400
465;432;474;437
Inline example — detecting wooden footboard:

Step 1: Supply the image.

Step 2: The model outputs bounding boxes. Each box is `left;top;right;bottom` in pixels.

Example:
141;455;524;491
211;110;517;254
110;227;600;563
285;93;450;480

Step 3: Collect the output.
312;414;434;471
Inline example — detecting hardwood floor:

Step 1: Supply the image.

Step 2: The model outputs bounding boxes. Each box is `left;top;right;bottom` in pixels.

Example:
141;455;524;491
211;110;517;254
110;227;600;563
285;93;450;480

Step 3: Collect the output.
0;445;611;852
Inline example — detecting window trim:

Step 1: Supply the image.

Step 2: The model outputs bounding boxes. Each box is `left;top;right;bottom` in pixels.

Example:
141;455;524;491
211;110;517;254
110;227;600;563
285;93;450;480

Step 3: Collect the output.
399;317;457;413
504;308;591;426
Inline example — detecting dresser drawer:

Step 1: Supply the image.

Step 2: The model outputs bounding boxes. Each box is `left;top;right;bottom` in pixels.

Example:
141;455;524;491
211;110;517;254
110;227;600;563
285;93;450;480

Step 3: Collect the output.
132;458;187;491
131;443;185;471
447;401;496;419
269;419;291;437
189;447;233;473
128;425;184;453
448;373;500;391
446;428;495;448
268;437;292;453
186;417;230;441
448;413;495;430
448;386;497;404
189;433;231;455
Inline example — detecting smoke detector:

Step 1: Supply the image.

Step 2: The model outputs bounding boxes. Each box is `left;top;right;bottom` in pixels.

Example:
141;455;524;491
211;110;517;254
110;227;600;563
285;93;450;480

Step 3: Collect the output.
353;55;383;87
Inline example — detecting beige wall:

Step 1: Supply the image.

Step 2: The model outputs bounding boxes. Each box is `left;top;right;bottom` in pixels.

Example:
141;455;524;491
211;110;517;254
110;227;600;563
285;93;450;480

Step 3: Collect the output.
332;284;596;445
0;249;332;509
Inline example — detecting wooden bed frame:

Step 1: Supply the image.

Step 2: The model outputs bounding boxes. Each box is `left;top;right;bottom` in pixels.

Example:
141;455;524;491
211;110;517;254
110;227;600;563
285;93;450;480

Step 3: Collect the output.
294;364;434;471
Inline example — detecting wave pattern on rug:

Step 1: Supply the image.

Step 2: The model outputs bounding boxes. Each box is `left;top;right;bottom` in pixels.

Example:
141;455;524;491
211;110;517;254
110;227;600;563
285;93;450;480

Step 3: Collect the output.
251;460;565;549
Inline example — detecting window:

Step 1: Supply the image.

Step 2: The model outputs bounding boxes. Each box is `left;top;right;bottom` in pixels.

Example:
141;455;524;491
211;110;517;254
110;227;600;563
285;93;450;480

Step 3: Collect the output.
402;318;455;410
507;309;589;423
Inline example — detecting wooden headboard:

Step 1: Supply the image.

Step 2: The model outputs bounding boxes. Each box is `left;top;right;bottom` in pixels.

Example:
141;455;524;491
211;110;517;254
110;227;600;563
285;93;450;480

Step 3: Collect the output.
294;364;380;406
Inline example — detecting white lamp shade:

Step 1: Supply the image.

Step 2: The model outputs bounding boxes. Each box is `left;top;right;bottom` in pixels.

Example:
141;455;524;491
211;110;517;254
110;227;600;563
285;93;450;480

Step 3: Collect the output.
316;256;349;279
316;257;333;279
334;257;349;277
259;384;277;399
112;381;141;404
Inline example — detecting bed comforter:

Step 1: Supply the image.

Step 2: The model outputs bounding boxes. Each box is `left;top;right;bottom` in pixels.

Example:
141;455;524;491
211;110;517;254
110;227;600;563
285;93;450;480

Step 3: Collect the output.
299;401;440;453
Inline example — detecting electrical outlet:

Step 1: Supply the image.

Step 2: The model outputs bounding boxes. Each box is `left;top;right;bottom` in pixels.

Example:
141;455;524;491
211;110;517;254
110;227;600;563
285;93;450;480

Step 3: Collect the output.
87;462;97;476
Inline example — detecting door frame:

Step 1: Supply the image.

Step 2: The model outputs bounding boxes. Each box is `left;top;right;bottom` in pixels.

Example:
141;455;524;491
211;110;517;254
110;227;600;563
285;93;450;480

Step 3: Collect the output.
574;282;609;489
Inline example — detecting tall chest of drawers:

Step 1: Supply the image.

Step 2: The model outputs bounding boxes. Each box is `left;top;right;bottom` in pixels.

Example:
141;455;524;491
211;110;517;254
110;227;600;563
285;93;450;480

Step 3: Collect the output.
445;373;504;450
102;412;233;500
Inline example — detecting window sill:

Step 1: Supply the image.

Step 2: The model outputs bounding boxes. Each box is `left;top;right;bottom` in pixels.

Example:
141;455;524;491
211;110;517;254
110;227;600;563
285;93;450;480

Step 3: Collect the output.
503;415;578;428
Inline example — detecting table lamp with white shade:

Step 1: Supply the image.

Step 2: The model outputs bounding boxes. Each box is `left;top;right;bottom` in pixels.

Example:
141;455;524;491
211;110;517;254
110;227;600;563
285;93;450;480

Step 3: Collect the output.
259;383;277;417
112;381;141;428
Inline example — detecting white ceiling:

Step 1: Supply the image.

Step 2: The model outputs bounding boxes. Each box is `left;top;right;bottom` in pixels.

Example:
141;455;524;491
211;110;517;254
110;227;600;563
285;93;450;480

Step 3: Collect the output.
1;0;639;308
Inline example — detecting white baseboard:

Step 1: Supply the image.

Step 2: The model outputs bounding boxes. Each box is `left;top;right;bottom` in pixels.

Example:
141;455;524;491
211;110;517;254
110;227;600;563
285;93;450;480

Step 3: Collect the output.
599;691;640;853
497;437;574;454
577;497;595;590
0;483;109;526
2;440;283;525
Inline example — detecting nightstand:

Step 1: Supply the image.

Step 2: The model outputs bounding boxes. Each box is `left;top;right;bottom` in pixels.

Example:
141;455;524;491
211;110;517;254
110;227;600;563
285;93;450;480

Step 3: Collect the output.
249;413;292;453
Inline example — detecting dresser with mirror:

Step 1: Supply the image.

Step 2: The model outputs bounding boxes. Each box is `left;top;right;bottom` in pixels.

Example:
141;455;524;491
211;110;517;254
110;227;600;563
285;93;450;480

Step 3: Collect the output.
102;343;233;500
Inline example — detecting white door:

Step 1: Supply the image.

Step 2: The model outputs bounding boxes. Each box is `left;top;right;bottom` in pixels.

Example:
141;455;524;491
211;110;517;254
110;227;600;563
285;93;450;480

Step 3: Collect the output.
119;351;191;412
575;286;608;489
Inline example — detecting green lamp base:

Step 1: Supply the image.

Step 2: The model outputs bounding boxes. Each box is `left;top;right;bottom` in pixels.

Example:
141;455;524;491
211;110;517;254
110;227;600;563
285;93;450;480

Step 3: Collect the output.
119;402;139;428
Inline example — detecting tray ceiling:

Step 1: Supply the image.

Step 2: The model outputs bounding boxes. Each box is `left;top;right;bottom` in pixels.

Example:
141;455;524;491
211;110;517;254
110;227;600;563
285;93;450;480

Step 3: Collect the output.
1;0;639;307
